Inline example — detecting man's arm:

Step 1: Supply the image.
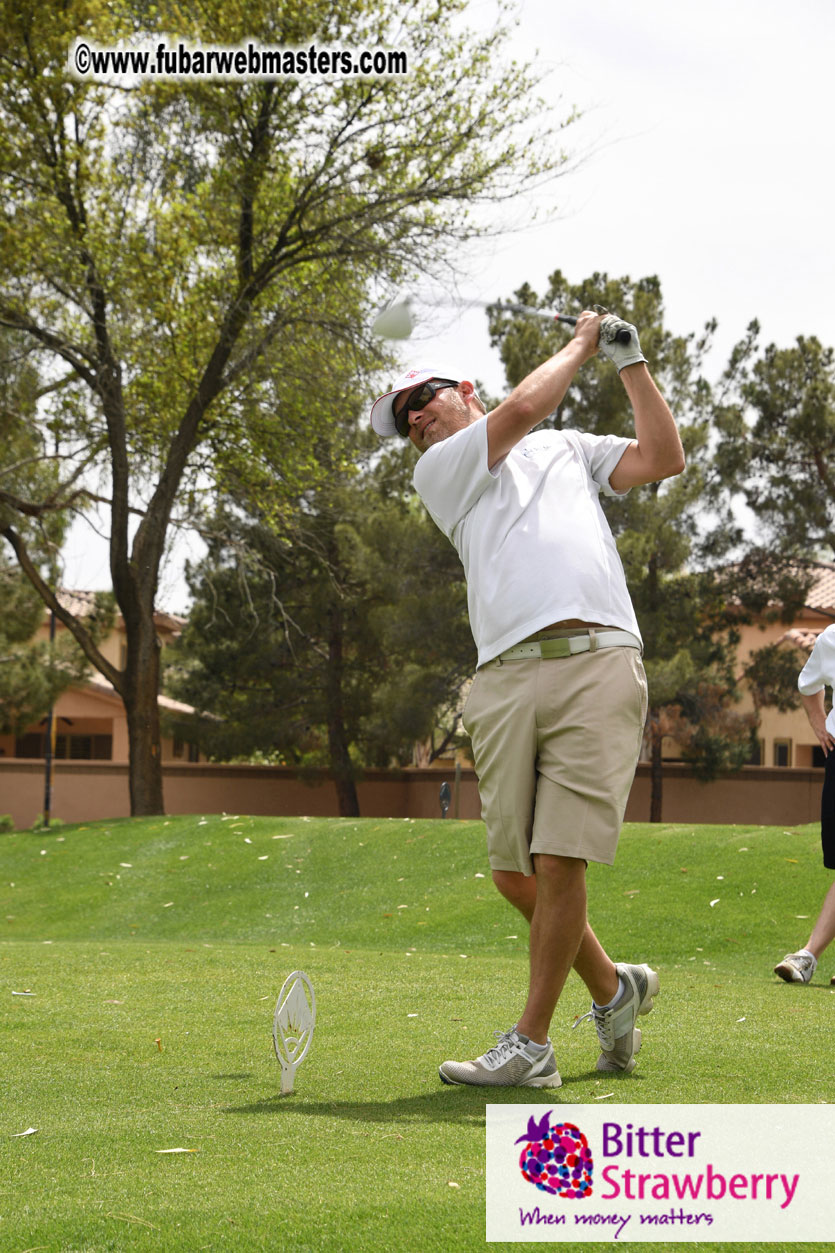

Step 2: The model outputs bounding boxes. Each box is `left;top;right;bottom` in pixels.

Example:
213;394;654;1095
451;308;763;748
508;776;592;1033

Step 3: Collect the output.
607;364;685;491
801;690;835;756
485;310;600;470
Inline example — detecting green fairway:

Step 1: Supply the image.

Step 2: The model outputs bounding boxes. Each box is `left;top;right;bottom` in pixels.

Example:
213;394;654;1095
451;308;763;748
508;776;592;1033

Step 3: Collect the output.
1;814;833;1251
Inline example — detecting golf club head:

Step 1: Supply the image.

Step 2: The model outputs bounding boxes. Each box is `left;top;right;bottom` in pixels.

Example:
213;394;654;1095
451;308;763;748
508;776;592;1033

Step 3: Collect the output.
372;295;414;340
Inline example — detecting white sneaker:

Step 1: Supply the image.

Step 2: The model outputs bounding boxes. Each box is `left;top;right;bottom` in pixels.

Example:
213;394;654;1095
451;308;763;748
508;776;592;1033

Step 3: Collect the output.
774;951;816;984
575;962;659;1073
439;1028;562;1088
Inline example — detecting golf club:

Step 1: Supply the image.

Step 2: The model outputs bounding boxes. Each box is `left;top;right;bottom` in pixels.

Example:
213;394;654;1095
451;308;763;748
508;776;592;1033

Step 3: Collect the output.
371;294;633;344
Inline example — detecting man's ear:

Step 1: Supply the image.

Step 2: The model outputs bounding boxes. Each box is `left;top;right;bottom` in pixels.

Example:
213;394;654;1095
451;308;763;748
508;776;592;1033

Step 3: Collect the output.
459;379;486;416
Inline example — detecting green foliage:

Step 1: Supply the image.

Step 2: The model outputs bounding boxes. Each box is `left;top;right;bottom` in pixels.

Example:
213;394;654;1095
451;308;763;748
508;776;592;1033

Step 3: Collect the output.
0;0;574;512
28;813;65;831
0;331;70;558
715;326;835;556
712;548;814;625
165;428;475;802
744;642;805;714
675;681;757;781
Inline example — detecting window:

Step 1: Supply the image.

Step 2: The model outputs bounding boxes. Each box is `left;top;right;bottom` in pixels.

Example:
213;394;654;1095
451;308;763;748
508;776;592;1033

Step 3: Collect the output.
15;733;44;758
173;736;199;762
55;734;112;760
773;740;792;768
15;733;112;760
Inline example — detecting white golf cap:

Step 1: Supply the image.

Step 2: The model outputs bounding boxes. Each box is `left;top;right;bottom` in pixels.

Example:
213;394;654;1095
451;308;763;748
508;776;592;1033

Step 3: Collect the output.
369;366;457;437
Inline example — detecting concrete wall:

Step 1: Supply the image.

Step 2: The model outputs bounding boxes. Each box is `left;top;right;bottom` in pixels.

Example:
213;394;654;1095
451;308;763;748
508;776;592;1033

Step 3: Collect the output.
623;763;822;826
0;759;823;830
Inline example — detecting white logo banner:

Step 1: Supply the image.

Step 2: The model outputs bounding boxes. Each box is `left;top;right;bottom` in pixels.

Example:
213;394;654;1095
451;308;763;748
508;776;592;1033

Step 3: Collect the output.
486;1104;834;1242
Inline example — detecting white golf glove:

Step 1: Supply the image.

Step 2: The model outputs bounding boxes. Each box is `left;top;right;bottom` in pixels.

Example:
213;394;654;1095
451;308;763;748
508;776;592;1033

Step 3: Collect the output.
595;305;647;373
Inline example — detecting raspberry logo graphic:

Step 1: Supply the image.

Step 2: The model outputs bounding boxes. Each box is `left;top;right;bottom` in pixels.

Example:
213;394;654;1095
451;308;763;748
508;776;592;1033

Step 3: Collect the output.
516;1112;593;1199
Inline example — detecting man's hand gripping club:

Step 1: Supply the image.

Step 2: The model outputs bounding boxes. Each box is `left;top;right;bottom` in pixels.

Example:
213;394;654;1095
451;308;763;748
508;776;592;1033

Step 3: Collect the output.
594;304;648;373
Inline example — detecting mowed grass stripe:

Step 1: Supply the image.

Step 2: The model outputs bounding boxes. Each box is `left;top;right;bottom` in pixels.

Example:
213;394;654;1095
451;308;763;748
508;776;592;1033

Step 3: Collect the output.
2;814;829;958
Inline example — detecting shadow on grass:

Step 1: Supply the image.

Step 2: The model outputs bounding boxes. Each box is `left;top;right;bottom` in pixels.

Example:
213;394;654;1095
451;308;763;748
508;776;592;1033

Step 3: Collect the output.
225;1089;492;1126
772;982;835;995
224;1069;649;1126
566;1067;651;1085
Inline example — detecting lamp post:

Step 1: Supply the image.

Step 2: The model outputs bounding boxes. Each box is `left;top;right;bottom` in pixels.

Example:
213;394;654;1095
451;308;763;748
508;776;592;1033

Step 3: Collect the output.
42;608;57;828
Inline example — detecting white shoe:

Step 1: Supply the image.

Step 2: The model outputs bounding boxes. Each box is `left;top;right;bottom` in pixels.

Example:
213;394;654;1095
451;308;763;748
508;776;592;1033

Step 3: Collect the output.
439;1028;562;1087
774;951;816;984
575;962;659;1073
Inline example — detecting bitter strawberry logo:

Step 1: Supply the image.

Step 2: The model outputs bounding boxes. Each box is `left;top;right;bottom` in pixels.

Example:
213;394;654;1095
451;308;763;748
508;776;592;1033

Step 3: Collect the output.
516;1112;593;1199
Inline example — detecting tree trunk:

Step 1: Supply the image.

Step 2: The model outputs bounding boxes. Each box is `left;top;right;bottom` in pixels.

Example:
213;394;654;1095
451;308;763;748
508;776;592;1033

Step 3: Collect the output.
123;608;165;816
649;713;663;823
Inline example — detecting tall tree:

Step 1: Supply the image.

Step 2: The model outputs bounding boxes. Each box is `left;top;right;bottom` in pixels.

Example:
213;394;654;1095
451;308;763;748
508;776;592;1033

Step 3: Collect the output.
0;0;576;814
711;325;835;719
715;327;835;556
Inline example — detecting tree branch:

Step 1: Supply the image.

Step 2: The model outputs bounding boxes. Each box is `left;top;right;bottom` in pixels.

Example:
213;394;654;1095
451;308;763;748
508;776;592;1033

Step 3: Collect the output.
0;523;123;694
0;308;98;388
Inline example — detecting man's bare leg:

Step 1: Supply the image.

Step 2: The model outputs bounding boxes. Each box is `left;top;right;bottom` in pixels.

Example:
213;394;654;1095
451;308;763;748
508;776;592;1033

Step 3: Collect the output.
493;866;619;1009
806;880;835;959
573;926;620;1007
499;854;617;1044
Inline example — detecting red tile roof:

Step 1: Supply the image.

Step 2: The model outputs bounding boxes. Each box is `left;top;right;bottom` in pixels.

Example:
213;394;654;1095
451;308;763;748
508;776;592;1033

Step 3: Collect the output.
779;628;822;654
806;561;835;613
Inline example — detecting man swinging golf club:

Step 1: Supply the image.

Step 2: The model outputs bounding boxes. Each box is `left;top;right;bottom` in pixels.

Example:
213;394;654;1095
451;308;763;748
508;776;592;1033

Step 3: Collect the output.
370;308;684;1087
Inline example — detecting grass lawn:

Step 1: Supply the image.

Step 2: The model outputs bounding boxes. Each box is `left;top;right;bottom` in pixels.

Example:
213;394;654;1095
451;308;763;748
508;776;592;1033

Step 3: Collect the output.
1;813;833;1251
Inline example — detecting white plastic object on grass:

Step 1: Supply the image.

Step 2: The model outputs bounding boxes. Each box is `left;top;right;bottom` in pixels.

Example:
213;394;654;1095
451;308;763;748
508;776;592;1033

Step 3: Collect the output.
273;970;316;1095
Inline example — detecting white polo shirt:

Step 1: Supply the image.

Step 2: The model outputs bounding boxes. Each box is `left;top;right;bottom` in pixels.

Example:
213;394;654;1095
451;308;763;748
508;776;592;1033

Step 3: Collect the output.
798;625;835;737
413;416;641;667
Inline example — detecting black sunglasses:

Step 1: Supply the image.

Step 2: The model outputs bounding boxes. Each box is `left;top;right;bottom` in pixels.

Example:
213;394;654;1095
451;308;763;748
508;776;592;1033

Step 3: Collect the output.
393;378;459;438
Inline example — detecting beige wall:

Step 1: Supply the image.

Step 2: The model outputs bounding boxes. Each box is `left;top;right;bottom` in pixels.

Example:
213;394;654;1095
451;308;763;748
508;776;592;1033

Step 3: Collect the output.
657;617;827;769
0;760;823;831
734;620;821;769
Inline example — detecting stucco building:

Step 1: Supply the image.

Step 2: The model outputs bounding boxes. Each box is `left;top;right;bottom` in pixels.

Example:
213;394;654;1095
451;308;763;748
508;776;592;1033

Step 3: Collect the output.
0;591;203;763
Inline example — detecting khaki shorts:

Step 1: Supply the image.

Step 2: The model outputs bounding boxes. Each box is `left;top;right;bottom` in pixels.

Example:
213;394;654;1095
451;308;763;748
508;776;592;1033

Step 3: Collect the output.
462;643;648;875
